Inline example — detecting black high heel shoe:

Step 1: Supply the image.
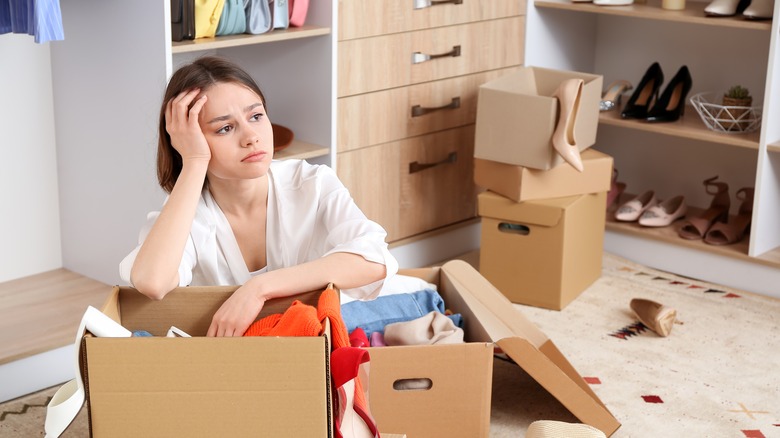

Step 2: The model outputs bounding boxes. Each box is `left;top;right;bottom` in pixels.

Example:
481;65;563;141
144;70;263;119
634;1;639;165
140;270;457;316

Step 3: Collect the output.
621;62;664;119
645;65;692;123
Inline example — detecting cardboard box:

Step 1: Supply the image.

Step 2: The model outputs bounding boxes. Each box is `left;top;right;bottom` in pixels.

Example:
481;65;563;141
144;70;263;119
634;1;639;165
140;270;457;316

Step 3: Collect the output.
474;149;614;202
478;191;606;310
367;261;620;437
84;287;334;437
474;66;603;170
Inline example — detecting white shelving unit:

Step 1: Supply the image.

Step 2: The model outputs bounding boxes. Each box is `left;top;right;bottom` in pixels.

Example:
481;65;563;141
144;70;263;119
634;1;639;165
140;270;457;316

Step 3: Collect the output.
50;0;335;286
525;0;780;297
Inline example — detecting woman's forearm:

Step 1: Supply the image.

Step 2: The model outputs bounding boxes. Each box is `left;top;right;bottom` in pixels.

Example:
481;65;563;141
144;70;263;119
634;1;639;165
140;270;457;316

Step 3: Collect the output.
130;160;209;299
249;252;387;301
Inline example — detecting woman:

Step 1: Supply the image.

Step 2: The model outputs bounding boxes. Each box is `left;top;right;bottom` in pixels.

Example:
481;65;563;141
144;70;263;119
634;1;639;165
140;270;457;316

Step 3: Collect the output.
120;56;397;337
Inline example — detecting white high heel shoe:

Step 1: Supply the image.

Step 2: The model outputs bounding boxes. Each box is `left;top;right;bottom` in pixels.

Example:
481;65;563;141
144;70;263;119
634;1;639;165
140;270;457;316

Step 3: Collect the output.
743;0;774;19
704;0;750;16
551;78;585;172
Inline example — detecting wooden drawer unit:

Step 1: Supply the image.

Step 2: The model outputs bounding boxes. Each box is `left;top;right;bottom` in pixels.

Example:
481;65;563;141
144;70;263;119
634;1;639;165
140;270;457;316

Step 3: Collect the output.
338;16;525;97
338;0;524;41
337;67;520;153
337;125;478;241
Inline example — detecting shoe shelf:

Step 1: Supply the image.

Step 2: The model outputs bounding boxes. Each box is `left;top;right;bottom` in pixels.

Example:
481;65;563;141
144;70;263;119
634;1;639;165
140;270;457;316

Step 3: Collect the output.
274;139;330;161
171;25;331;54
606;193;780;268
599;106;762;150
534;0;772;31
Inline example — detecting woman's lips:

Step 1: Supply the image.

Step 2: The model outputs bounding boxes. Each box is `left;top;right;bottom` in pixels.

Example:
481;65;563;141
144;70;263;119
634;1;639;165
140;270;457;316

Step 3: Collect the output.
242;151;266;162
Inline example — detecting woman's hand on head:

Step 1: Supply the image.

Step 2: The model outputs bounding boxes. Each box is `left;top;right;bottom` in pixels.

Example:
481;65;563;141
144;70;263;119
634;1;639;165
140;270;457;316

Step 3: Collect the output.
207;283;266;337
165;88;211;163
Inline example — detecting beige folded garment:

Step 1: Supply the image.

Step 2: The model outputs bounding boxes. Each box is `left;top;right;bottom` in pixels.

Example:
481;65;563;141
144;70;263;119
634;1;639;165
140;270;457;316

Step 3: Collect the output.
384;311;464;346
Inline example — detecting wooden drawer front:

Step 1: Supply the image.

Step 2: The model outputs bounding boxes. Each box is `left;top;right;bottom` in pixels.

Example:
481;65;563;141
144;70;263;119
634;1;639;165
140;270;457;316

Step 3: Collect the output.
338;67;520;153
337;125;477;242
338;16;525;97
338;0;524;41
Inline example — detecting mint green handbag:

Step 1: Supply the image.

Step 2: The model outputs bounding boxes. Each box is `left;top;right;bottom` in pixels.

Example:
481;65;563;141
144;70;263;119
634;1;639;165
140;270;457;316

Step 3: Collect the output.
216;0;247;35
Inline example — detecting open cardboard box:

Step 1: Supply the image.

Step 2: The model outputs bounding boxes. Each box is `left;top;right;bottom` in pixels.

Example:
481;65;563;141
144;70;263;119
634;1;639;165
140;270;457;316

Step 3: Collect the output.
83;286;334;437
474;66;603;170
367;260;620;437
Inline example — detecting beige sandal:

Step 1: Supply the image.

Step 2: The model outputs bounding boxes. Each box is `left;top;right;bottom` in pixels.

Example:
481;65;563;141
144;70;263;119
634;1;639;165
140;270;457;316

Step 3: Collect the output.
678;176;730;240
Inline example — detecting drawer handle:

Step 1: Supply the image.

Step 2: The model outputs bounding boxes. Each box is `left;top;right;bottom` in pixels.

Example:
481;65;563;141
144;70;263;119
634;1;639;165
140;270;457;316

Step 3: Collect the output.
412;45;461;64
414;0;463;9
411;97;461;117
409;152;457;174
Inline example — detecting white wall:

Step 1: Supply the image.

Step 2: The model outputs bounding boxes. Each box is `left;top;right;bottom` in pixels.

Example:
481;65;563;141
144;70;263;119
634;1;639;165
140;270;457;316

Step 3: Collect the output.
0;35;62;282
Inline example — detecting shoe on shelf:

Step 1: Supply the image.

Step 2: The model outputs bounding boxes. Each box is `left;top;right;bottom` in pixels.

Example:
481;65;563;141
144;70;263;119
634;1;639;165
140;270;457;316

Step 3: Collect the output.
630;298;677;337
704;0;751;15
621;62;664;120
607;168;627;211
600;80;633;111
645;65;693;123
638;195;687;227
594;0;634;5
743;0;774;19
551;78;586;172
615;190;658;222
704;187;754;245
678;176;731;240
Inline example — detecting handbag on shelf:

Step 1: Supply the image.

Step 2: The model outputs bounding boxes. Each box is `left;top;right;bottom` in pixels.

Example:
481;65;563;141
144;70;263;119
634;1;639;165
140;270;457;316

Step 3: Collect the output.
171;0;195;41
216;0;247;35
244;0;272;34
288;0;308;27
195;0;226;38
272;0;289;29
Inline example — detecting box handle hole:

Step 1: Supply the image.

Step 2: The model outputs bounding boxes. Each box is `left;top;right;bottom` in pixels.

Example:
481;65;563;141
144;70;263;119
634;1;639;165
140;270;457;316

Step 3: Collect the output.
392;378;433;391
498;222;530;235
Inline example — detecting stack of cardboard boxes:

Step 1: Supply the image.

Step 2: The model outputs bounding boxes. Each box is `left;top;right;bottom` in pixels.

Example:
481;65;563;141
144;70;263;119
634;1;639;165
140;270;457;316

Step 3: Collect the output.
474;66;612;310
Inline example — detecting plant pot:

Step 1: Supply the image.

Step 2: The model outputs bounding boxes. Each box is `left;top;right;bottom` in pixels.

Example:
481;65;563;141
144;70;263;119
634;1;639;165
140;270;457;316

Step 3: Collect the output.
721;96;753;131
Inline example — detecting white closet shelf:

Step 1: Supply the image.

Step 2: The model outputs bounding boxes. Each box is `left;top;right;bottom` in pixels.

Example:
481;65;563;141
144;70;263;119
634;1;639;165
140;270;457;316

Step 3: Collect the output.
606;198;780;268
767;141;780;152
599;107;762;150
172;25;331;54
534;0;772;31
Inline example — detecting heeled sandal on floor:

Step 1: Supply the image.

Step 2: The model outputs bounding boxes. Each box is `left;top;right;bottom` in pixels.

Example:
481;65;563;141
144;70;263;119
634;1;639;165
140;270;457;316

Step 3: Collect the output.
630;298;677;337
607;168;627;211
678;176;731;240
704;187;754;245
552;78;586;172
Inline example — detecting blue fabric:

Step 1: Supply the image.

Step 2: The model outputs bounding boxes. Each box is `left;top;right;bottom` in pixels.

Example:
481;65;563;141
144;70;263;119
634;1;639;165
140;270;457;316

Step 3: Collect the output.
132;330;154;337
0;0;64;43
341;289;462;337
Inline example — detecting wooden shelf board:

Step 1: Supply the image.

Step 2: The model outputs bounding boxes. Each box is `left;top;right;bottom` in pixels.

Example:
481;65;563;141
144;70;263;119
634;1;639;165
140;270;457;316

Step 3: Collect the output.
607;195;780;268
172;26;331;54
534;0;772;31
0;269;112;365
274;140;330;161
767;141;780;152
599;107;761;150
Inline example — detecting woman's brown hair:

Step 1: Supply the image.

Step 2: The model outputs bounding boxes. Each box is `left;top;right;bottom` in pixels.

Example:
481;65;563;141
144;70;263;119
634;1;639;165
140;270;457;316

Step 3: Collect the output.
157;56;267;193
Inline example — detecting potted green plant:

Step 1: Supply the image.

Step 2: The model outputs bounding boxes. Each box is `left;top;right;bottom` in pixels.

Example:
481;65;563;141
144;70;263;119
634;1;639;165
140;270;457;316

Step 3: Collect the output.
722;85;752;131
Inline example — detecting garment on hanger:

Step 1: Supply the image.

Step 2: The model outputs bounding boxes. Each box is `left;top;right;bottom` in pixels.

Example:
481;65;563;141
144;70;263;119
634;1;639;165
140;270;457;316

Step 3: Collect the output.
0;0;64;43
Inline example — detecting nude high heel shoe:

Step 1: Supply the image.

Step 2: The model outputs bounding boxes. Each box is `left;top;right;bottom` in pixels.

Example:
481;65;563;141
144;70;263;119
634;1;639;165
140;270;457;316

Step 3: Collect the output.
552;78;585;172
743;0;774;19
704;0;751;16
630;298;677;337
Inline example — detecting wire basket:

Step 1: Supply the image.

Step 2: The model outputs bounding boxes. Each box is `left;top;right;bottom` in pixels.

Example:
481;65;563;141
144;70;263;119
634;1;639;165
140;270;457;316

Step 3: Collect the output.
690;92;762;134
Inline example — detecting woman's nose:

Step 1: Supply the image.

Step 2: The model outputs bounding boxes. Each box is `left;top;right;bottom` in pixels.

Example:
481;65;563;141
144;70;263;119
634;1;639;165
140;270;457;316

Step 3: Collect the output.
242;133;259;148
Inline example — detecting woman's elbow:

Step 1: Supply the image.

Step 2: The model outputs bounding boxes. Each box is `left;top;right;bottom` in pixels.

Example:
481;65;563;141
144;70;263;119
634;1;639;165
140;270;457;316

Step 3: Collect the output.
130;273;175;301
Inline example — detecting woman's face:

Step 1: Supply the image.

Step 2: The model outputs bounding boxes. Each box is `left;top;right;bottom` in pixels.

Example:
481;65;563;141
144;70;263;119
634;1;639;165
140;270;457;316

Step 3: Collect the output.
197;82;274;182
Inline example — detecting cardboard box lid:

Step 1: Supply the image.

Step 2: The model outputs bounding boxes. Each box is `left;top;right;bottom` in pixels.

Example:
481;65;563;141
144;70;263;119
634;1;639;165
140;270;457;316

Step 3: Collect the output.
440;260;620;436
478;190;583;227
479;66;602;99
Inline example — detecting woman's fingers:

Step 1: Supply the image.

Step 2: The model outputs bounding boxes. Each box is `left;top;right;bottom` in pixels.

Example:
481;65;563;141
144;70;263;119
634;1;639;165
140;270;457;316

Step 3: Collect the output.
188;95;208;126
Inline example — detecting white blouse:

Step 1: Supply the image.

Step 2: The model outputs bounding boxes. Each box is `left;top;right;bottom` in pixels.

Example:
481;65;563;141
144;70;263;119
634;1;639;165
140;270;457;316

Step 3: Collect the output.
119;159;398;300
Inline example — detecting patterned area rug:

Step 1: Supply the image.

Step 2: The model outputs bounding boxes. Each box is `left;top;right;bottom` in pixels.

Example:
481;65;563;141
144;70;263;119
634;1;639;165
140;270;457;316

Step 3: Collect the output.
1;253;778;437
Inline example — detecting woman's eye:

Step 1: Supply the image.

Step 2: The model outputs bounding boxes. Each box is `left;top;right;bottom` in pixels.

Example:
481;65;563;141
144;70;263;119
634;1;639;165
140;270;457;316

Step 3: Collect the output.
216;125;233;134
250;113;264;122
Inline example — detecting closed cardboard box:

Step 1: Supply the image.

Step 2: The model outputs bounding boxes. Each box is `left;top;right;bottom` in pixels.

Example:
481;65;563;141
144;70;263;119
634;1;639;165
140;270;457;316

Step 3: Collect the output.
474;66;603;170
84;287;333;437
474;149;614;202
367;261;620;437
478;191;606;310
